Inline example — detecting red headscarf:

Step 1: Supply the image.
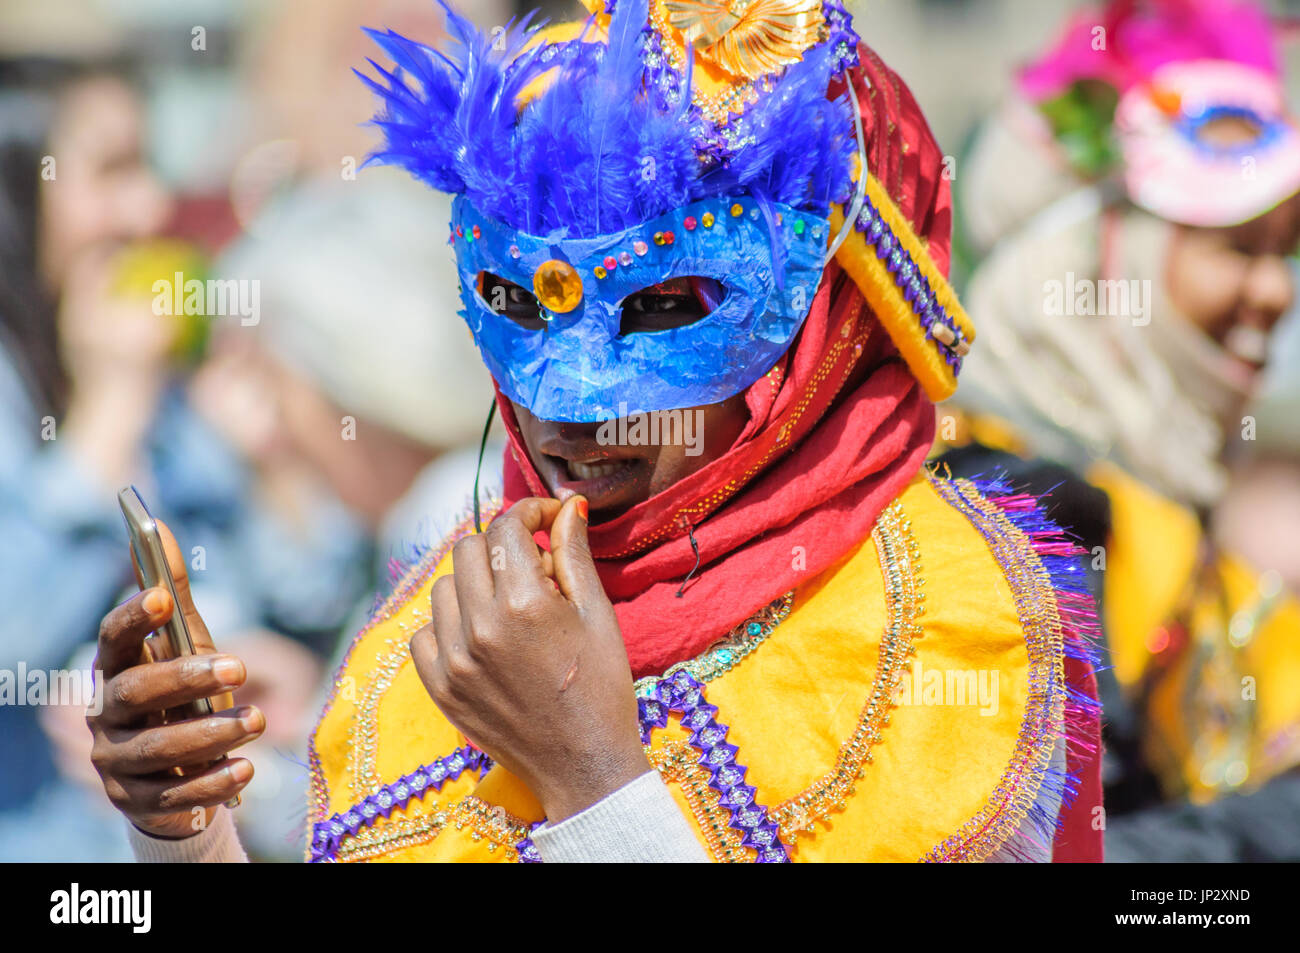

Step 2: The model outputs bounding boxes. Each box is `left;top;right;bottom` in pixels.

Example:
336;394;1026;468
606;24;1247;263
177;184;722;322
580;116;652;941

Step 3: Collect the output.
499;46;945;678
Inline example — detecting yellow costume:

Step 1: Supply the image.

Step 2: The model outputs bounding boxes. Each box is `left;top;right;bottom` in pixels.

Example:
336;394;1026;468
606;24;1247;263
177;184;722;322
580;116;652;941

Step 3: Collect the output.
307;473;1098;862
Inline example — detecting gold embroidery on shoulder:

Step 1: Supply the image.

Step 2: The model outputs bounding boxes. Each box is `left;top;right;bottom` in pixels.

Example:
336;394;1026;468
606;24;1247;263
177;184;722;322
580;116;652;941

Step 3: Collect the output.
307;504;501;835
350;634;420;799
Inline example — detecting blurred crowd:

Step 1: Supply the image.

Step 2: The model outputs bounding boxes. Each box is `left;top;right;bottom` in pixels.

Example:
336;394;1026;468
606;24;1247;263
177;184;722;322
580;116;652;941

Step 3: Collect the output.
0;0;1297;862
0;0;508;861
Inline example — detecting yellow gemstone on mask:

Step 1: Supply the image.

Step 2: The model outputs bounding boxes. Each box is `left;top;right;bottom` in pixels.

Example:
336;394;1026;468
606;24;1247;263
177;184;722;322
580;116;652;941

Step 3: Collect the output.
702;212;715;227
532;259;584;313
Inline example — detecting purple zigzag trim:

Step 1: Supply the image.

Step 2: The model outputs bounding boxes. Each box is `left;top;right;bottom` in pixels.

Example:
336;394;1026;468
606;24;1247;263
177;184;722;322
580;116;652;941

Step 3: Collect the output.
854;193;966;373
641;669;790;862
308;745;492;862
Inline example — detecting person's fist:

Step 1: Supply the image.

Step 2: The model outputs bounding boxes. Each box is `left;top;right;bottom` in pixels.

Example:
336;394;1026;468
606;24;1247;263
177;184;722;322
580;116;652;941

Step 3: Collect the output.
87;520;261;839
410;496;648;822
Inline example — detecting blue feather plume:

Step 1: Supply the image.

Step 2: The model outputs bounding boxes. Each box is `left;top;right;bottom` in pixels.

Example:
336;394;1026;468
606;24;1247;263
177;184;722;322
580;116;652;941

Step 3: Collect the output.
358;0;856;237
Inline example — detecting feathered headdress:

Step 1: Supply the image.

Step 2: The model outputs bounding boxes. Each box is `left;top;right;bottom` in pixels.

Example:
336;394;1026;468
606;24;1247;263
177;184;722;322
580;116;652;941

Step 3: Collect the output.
356;1;976;408
358;0;856;237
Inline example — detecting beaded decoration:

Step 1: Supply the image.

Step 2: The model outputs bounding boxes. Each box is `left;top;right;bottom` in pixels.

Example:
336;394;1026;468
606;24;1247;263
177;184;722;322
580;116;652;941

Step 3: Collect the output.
309;745;491;862
634;592;794;698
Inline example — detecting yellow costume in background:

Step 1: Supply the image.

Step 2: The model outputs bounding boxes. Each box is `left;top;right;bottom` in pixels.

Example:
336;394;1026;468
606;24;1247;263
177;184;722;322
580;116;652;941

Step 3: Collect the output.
1094;465;1300;802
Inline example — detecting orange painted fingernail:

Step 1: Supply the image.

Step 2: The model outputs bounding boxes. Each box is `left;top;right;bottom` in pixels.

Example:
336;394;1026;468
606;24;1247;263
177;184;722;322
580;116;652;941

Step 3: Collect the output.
212;657;244;686
575;497;589;522
142;589;170;617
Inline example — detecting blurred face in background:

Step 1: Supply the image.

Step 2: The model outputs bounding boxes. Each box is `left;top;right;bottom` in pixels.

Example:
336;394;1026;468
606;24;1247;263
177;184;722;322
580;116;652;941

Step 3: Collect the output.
1164;114;1300;381
37;74;172;292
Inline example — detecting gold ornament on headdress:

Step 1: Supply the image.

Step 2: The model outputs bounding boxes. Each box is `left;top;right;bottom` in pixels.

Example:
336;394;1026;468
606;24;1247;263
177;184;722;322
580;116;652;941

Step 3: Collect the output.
661;0;824;78
585;0;826;83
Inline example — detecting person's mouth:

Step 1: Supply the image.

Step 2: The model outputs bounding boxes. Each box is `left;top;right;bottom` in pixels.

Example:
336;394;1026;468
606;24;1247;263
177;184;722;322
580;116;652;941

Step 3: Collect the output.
1222;324;1271;384
533;442;652;514
566;458;631;482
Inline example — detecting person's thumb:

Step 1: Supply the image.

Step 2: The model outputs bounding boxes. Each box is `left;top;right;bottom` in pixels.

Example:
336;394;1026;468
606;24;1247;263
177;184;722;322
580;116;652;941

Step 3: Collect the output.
151;519;215;651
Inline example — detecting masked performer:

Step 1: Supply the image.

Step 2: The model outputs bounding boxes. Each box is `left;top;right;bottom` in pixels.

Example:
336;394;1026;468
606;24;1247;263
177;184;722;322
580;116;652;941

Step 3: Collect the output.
93;0;1103;863
944;0;1300;860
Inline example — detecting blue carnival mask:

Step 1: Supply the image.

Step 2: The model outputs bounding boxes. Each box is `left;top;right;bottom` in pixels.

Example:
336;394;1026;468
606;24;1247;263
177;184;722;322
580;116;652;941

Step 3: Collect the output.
451;195;832;422
360;0;861;422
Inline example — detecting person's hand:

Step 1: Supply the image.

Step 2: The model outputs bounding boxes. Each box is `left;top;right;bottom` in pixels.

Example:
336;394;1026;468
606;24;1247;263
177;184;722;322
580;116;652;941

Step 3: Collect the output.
410;496;649;822
87;520;263;839
59;244;177;386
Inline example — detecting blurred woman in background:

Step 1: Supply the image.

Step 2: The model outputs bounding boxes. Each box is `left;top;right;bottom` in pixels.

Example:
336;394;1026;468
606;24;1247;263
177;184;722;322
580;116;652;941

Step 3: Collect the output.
943;0;1300;860
0;54;367;861
0;56;185;859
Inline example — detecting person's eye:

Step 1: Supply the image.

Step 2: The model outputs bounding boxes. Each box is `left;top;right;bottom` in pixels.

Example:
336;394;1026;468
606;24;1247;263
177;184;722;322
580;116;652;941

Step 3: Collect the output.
619;277;725;335
479;272;546;330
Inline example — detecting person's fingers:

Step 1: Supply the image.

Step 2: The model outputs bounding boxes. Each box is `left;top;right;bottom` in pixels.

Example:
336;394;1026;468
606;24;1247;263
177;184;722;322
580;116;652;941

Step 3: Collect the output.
451;533;494;618
97;707;264;776
100;655;246;727
549;496;604;610
485;497;562;588
429;575;464;661
498;497;563;536
409;622;439;679
409;618;450;711
96;589;173;681
104;758;254;816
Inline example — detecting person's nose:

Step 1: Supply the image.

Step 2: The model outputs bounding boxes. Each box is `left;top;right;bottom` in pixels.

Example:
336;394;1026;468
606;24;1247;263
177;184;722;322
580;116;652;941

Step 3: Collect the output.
119;171;175;241
1238;254;1294;334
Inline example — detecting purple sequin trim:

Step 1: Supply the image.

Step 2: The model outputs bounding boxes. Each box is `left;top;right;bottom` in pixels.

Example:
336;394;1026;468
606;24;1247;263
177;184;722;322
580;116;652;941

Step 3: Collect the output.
640;669;791;862
854;194;966;373
823;0;861;74
309;745;492;862
515;824;544;864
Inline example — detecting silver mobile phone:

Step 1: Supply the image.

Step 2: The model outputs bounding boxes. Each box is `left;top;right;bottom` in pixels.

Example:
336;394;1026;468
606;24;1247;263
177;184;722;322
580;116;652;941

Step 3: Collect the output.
118;486;240;807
